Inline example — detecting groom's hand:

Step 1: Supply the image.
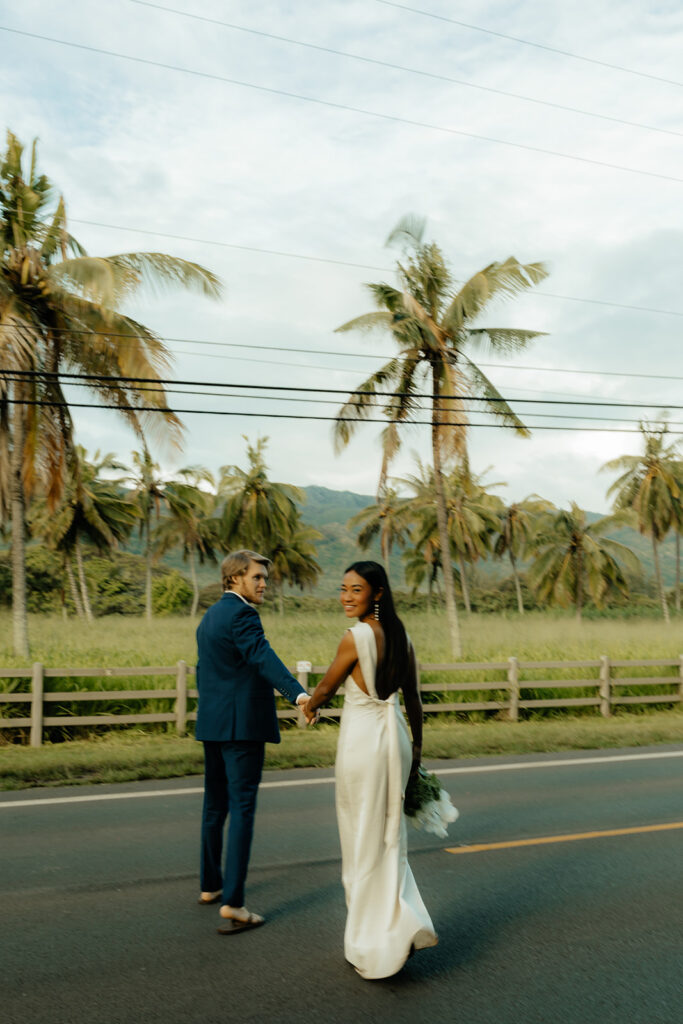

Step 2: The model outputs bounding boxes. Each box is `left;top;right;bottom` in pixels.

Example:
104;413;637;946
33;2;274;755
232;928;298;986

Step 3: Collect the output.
296;693;319;725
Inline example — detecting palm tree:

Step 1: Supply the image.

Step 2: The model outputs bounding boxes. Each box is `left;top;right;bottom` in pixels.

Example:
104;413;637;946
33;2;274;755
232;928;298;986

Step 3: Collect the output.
36;447;139;620
129;447;166;620
493;497;551;614
218;436;303;552
333;214;548;656
527;504;640;622
602;423;682;623
268;524;323;615
399;458;501;614
218;437;322;613
403;538;442;611
0;130;221;655
347;486;410;564
154;468;218;617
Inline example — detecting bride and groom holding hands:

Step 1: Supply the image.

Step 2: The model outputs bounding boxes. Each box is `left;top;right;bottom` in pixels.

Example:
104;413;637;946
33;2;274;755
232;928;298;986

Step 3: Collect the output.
195;548;445;981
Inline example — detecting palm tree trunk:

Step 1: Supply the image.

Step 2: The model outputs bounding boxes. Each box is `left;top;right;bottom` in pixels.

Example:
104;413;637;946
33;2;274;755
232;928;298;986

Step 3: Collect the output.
431;374;462;658
278;583;284;616
458;554;471;614
675;531;681;614
652;535;670;623
75;540;94;621
10;399;29;658
145;523;153;621
575;548;583;623
65;554;84;618
509;551;524;614
189;549;199;617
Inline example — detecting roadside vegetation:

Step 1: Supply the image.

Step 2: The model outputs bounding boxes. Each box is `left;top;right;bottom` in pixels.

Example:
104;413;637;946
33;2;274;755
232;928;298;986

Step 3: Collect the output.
1;712;680;791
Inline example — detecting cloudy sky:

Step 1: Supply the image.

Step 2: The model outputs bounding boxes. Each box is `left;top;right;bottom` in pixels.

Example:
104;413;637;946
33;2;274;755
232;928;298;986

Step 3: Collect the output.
2;0;682;512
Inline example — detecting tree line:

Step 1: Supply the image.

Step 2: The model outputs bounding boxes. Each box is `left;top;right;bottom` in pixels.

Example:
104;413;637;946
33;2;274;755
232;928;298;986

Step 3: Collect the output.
2;131;681;658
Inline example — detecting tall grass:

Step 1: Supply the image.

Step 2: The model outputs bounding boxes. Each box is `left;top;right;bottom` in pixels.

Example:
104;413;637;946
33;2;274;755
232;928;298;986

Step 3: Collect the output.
1;610;680;740
3;608;681;669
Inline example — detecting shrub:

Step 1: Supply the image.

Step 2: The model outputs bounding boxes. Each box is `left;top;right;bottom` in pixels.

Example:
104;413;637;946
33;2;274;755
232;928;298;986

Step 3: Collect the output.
152;571;193;614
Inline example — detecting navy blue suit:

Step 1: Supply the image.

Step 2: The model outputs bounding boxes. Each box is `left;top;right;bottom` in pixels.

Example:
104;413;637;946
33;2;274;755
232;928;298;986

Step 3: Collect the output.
196;592;305;906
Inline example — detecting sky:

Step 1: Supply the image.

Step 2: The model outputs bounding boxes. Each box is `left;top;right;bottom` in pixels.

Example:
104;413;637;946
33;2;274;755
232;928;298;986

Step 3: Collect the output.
2;0;682;513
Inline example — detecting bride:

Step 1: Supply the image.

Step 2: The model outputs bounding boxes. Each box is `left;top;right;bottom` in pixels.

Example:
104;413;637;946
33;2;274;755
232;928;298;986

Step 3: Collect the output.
303;560;438;979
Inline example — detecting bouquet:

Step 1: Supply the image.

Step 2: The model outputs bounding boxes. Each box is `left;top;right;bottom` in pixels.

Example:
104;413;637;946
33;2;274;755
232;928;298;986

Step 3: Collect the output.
404;766;459;838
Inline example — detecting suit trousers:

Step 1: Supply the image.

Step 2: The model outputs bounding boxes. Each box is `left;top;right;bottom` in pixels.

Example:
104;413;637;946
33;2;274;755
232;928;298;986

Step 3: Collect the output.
200;740;265;907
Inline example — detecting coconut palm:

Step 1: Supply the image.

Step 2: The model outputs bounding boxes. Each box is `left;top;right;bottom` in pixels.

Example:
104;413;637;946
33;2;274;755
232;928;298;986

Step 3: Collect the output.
602;423;682;623
129;447;166;620
399;458;502;614
492;496;551;614
403;539;442;611
218;437;322;612
218;436;303;553
527;504;640;622
347;486;410;564
0;130;221;655
333;214;547;656
268;524;323;614
36;447;139;620
154;468;218;617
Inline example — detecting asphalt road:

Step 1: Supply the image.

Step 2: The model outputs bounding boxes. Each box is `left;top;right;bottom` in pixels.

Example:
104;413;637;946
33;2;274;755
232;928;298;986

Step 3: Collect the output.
2;745;682;1024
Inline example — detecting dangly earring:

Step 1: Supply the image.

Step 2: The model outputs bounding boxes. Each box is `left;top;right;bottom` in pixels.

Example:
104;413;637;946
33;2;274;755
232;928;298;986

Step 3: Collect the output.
374;601;380;621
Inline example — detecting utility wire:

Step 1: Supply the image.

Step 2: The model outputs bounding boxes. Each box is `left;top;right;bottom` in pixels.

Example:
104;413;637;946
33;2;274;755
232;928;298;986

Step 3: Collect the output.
4;367;683;409
51;377;683;426
5;396;677;434
65;218;683;320
2;25;682;185
3;322;677;382
129;0;683;139
375;0;683;89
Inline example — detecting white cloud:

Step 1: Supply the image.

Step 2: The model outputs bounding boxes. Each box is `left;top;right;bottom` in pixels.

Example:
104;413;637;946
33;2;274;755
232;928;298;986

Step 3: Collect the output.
2;0;682;513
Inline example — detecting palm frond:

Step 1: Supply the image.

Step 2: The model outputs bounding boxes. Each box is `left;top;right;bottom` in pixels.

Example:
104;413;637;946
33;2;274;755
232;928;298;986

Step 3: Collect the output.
385;213;426;250
461;357;530;435
107;252;222;300
334;310;393;334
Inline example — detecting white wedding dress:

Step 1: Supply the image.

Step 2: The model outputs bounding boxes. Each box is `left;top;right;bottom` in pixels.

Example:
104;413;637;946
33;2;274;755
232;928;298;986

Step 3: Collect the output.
335;621;438;979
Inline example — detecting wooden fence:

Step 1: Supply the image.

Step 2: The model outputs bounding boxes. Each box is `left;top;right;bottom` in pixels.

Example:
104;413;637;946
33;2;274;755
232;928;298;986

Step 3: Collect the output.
0;655;681;747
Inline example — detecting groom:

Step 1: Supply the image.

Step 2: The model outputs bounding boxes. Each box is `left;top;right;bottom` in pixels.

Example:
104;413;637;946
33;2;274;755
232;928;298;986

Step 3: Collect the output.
195;549;311;934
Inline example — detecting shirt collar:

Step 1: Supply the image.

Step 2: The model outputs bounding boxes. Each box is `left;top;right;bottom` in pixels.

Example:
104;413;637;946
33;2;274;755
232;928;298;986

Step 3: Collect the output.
224;590;251;606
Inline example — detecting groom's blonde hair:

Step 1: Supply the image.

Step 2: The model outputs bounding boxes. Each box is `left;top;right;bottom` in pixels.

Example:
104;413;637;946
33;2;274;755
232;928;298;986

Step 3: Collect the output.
221;549;270;590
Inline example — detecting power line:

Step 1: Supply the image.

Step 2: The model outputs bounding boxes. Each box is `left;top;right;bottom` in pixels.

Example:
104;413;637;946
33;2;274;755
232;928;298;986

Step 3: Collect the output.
4;367;683;410
52;377;683;426
375;0;683;89
66;218;683;320
2;322;681;393
6;396;677;434
129;0;683;140
3;25;683;186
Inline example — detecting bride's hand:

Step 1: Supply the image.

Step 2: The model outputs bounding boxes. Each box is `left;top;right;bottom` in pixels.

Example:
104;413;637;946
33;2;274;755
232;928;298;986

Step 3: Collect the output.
303;700;318;725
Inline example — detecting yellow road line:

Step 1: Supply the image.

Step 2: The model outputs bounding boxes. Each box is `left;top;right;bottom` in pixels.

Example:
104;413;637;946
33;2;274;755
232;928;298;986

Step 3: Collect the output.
446;821;683;855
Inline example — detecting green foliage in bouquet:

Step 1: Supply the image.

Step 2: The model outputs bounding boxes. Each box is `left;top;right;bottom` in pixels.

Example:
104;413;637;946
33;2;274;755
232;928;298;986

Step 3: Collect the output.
404;766;443;817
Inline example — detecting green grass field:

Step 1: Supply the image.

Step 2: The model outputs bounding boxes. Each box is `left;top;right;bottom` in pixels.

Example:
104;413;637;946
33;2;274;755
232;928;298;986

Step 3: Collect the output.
2;608;682;669
1;712;681;790
1;609;681;790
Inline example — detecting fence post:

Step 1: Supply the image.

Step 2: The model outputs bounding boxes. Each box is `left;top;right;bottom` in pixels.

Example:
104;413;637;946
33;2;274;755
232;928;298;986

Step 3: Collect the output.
296;661;311;728
599;655;611;718
175;660;188;737
30;662;44;748
507;657;519;722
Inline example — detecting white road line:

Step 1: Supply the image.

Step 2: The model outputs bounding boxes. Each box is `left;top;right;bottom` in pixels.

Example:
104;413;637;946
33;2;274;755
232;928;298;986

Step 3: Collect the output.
1;748;681;810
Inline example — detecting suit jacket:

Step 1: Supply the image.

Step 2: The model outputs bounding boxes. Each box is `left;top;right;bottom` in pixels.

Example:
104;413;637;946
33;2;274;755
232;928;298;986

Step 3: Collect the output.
195;592;305;744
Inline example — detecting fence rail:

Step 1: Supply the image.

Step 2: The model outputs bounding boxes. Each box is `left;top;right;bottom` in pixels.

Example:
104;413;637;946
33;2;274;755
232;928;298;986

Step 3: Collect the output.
0;655;681;746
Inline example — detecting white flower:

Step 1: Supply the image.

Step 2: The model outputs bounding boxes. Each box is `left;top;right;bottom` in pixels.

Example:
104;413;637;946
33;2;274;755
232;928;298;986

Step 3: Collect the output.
408;789;459;838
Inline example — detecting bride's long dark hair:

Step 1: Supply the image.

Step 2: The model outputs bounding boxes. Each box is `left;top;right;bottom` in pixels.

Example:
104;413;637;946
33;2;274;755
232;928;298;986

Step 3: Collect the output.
345;561;409;700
